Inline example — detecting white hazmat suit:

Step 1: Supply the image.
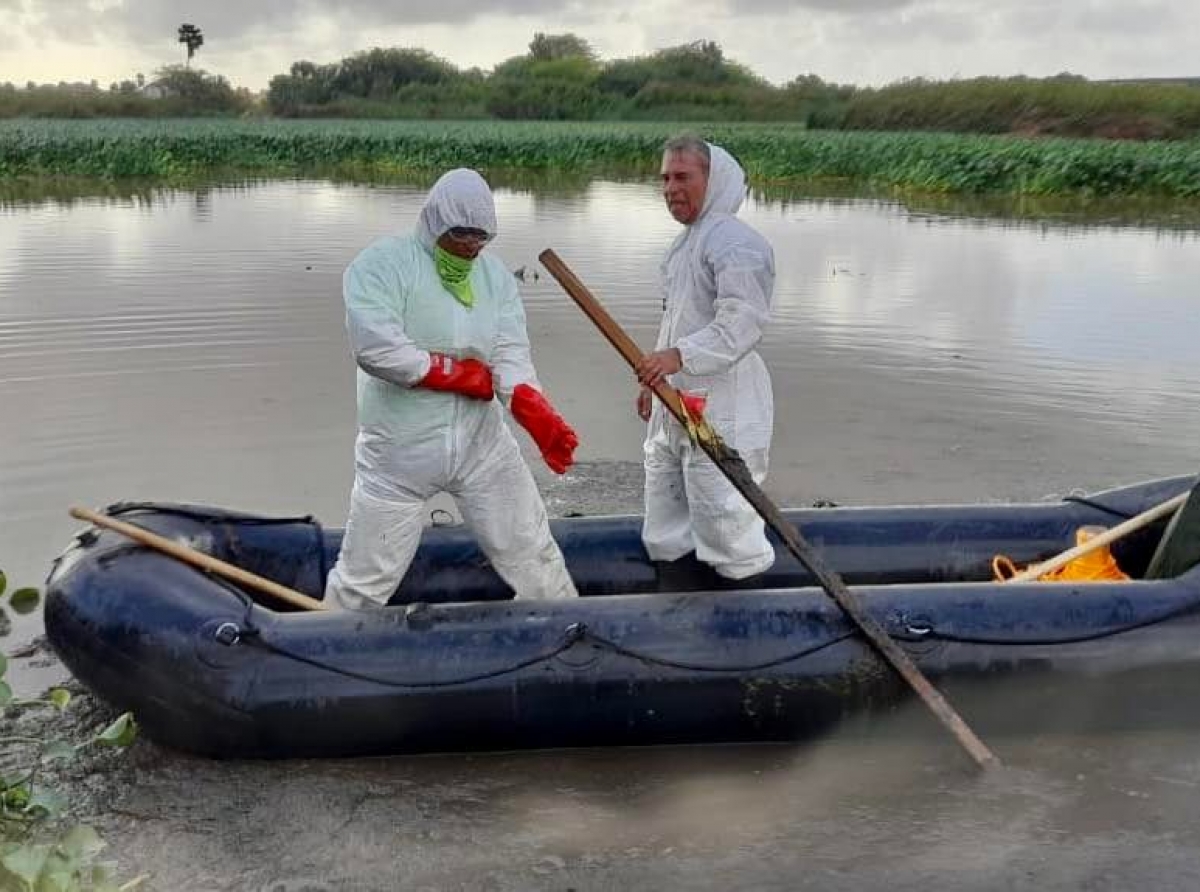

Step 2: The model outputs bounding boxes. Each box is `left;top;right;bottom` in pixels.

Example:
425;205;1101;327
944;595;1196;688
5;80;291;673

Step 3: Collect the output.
325;170;578;609
643;145;777;579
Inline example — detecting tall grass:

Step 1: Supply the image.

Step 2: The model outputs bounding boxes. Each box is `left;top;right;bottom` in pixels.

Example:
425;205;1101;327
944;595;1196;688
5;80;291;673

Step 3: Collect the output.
2;119;1198;197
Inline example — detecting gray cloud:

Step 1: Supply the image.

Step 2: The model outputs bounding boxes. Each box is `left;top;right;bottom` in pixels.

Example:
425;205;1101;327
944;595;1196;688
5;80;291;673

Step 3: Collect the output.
7;0;1199;88
998;2;1066;38
730;0;916;13
998;0;1181;39
837;6;978;44
30;0;579;46
1069;0;1181;36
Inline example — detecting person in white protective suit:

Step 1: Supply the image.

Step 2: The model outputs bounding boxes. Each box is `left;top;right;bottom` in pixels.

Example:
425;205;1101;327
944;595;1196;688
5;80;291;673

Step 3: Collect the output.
324;169;581;609
633;136;777;580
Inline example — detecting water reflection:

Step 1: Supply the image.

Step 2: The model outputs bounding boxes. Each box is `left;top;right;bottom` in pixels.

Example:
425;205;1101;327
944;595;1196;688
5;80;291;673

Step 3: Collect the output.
7;172;1200;234
750;182;1200;237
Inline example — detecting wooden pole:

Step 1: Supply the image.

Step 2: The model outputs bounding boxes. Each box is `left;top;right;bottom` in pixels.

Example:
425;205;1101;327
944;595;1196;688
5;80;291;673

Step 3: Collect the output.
69;506;328;612
539;248;999;771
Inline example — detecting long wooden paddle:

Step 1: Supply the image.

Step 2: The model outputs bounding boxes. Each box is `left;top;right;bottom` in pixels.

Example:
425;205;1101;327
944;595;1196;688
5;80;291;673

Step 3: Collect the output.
69;506;327;611
539;248;999;771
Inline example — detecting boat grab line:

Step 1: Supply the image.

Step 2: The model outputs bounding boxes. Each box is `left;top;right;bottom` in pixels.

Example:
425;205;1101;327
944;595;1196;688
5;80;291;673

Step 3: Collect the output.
232;622;858;689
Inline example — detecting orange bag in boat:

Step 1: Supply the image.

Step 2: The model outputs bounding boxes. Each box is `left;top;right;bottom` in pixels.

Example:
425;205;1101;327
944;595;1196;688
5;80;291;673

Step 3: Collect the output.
992;525;1130;583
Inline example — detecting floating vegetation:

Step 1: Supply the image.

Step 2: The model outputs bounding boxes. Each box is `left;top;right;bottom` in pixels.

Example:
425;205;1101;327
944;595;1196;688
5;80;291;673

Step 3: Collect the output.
1;119;1198;197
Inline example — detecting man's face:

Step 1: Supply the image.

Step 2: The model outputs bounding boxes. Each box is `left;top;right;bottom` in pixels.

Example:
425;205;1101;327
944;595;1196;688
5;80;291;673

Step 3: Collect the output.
661;150;709;225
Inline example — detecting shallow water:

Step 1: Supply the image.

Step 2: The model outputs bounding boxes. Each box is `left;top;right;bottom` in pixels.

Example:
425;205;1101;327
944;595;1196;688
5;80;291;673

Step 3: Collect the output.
2;177;1198;614
3;175;1200;889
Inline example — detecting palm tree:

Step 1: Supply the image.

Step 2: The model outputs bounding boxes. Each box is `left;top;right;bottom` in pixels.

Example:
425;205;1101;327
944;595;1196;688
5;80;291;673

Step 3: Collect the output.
178;24;204;67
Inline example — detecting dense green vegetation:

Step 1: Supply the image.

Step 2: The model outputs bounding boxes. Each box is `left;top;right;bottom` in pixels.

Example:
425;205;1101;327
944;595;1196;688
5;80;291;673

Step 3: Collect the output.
5;32;1198;198
257;38;1200;139
5;34;1200;141
2;119;1198;197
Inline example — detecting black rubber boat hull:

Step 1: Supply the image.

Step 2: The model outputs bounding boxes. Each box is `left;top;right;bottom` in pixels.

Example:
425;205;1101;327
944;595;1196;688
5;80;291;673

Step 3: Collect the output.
43;475;1200;758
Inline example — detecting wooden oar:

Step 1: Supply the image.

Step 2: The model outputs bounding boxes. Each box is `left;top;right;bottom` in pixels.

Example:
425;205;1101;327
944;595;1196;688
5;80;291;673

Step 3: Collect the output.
69;506;327;611
1003;491;1188;583
539;248;999;771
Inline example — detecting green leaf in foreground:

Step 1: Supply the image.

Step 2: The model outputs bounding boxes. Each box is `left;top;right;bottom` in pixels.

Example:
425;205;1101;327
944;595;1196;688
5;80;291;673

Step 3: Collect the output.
0;841;50;889
3;784;30;810
9;588;39;616
94;713;137;748
48;689;71;711
59;825;106;863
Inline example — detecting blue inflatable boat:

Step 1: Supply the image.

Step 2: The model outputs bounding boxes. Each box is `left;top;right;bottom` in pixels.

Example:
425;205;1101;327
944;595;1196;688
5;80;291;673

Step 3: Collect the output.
43;475;1200;758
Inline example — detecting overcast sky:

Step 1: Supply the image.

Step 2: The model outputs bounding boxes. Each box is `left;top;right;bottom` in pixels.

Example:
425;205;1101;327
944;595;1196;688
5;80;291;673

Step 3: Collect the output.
1;0;1194;90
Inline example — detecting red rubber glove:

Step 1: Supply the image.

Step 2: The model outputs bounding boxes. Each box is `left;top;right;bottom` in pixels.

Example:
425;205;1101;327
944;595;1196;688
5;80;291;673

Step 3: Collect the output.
511;383;578;474
678;390;707;421
418;352;494;401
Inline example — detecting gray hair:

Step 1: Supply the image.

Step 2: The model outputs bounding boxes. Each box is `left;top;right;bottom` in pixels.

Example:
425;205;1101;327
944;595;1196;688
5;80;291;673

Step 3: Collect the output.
662;135;710;173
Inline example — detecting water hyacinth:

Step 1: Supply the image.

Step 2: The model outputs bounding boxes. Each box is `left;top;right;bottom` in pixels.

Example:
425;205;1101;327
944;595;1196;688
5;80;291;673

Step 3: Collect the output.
1;119;1198;197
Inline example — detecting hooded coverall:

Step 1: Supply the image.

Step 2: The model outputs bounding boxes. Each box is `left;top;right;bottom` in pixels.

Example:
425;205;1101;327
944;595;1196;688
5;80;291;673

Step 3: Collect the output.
325;170;579;609
643;145;777;580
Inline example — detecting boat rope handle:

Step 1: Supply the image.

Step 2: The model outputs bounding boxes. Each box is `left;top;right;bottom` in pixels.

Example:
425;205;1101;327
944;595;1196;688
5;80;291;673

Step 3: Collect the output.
229;621;856;689
992;555;1020;581
218;582;1200;690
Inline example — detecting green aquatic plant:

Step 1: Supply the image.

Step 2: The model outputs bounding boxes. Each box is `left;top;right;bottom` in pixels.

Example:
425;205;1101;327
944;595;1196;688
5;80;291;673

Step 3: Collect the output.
0;570;142;892
1;119;1199;198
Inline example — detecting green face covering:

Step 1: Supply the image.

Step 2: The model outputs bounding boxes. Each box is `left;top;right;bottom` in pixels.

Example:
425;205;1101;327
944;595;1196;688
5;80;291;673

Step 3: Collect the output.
434;246;475;308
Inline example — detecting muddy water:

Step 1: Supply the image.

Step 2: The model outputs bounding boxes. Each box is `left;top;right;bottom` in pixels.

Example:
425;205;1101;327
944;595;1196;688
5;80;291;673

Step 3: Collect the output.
3;179;1199;611
2;177;1200;889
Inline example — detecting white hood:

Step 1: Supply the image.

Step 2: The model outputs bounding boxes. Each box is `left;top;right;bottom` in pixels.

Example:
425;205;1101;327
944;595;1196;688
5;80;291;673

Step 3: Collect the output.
415;168;498;249
697;143;747;222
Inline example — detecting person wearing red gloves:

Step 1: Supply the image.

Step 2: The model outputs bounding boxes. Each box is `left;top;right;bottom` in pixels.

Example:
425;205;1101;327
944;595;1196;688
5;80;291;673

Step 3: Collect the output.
324;168;579;609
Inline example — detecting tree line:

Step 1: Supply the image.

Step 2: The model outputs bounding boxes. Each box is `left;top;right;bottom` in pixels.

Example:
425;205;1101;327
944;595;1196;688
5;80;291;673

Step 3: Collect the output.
4;33;1199;140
